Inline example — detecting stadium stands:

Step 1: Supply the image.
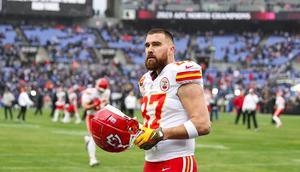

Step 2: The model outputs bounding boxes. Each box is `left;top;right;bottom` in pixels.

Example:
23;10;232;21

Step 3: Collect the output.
0;21;300;113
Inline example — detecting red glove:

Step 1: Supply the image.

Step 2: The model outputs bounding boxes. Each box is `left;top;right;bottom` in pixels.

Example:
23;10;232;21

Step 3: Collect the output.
93;98;101;111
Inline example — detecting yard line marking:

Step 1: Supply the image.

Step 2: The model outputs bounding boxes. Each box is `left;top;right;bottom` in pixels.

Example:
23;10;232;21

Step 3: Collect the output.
201;162;300;167
0;143;84;148
0;165;143;170
0;123;40;129
0;153;86;157
214;150;300;154
196;144;230;150
51;130;87;136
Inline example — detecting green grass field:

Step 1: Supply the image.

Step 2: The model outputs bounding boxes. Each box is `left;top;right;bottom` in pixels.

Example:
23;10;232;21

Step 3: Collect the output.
0;108;299;172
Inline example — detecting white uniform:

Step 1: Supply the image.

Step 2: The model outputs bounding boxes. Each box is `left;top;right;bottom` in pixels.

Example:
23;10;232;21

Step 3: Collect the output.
275;96;285;110
81;87;111;166
139;61;203;162
81;88;111;115
55;91;66;107
63;91;81;124
273;95;285;127
69;92;77;106
52;90;67;122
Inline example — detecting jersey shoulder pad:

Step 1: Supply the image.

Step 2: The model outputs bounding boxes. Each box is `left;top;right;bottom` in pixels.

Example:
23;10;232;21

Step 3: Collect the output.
171;61;203;84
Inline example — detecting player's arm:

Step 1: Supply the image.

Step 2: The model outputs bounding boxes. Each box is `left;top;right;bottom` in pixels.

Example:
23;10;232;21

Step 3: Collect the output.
81;94;100;111
162;83;211;139
82;101;94;110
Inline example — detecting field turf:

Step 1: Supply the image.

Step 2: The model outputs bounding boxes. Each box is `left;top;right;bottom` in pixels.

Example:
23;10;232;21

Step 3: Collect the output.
0;108;299;172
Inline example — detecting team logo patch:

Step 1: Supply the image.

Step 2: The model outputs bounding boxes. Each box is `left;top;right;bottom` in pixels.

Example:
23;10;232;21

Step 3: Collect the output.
106;134;128;148
139;76;145;87
160;77;170;92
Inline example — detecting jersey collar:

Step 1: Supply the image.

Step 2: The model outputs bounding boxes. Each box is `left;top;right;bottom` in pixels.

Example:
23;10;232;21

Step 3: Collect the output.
149;63;173;81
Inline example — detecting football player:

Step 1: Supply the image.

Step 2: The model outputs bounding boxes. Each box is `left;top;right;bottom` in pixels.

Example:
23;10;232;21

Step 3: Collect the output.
52;86;67;122
134;28;211;172
62;86;81;124
272;90;285;128
81;78;110;167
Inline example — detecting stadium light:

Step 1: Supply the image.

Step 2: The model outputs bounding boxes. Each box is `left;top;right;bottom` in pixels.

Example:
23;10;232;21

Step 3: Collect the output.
30;90;37;96
234;89;241;96
212;88;218;95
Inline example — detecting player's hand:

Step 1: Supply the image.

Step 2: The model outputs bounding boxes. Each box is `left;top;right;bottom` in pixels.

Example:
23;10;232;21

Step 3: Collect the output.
93;99;101;111
134;127;164;150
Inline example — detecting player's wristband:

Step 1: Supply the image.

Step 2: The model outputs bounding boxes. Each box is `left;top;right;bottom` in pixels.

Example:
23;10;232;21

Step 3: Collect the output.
184;120;199;138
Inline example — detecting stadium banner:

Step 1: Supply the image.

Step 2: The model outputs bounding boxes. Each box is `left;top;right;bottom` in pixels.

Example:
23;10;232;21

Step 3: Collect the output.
98;48;116;56
21;46;38;53
122;9;136;20
155;11;251;20
136;10;300;21
1;0;93;17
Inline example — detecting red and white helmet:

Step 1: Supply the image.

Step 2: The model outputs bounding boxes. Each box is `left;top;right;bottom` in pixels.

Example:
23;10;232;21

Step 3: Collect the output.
90;105;140;153
95;78;109;91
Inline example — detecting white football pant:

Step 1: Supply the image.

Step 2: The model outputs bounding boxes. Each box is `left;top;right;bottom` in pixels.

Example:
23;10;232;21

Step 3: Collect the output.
272;115;282;127
52;109;64;122
85;136;97;162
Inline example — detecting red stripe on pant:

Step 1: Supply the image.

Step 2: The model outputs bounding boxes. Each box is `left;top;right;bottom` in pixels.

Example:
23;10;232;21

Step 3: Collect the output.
86;115;94;134
144;155;197;172
274;108;284;117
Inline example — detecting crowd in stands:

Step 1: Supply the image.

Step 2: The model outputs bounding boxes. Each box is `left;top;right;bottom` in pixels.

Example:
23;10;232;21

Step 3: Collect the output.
1;23;300;114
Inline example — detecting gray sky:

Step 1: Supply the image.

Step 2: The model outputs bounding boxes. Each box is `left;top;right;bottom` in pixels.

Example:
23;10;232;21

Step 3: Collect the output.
93;0;107;14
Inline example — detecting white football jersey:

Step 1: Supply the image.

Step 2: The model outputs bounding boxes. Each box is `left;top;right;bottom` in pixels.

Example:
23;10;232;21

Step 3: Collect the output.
68;92;77;106
55;91;66;106
81;88;111;115
275;96;285;109
139;61;203;162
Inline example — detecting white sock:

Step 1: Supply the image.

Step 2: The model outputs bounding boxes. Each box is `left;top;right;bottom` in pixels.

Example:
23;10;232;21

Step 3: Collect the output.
87;136;97;161
63;111;70;123
272;115;282;127
53;110;60;122
75;112;81;122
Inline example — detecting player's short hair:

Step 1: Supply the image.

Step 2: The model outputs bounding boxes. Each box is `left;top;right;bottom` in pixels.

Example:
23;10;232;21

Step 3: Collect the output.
147;28;174;43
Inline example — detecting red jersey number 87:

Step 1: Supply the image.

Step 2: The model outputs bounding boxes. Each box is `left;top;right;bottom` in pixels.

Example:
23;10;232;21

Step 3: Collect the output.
141;93;166;129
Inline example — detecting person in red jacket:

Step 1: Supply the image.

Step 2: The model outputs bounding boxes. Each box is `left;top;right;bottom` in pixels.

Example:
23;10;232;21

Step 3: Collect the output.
233;90;245;125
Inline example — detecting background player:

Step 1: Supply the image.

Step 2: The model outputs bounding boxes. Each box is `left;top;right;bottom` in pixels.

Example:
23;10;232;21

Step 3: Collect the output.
272;90;285;128
52;86;67;122
62;87;81;124
81;78;110;167
134;28;211;172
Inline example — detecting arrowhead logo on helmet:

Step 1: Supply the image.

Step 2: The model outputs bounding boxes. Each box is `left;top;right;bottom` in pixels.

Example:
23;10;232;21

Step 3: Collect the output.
90;105;140;153
106;134;129;148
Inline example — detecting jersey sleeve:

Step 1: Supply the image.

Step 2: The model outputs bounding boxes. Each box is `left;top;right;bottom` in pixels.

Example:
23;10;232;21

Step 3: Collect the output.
81;90;92;105
174;61;203;86
138;75;146;96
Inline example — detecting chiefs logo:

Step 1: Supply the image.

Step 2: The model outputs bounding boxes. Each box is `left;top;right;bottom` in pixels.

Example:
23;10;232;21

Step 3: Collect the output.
139;76;145;87
160;77;170;92
106;134;128;148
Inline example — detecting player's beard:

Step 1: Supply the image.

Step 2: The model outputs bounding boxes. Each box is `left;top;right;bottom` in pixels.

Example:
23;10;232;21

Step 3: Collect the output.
145;55;167;71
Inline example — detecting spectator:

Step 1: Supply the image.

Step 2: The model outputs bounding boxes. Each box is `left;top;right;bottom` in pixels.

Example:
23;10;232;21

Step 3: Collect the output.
124;90;137;118
2;87;15;120
34;88;44;115
233;90;245;125
242;88;259;130
17;87;34;122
